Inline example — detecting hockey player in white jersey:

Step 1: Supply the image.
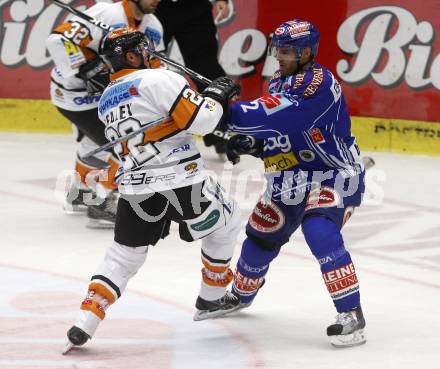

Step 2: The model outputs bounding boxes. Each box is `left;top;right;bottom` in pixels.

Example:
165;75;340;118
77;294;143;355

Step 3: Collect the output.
46;0;164;227
62;28;242;354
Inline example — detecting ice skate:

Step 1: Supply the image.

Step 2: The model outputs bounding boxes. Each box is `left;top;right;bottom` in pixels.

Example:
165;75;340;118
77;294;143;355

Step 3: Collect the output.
86;191;118;229
327;306;366;347
62;326;90;355
64;187;92;214
193;291;251;321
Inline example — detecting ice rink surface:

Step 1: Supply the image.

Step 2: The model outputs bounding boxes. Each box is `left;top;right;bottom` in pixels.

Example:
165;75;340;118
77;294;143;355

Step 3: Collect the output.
1;133;440;369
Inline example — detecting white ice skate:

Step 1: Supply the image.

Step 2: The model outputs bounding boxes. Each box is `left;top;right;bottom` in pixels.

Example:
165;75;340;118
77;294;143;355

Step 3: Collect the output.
327;306;366;347
62;326;90;355
62;308;102;354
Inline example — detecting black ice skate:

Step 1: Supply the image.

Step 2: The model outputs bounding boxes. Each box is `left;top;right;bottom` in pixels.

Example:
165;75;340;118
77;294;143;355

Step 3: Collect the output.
193;291;251;321
86;191;118;229
62;326;90;355
327;306;366;347
64;188;92;214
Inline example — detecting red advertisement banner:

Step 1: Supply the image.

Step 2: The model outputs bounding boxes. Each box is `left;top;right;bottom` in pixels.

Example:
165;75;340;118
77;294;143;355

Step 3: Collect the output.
1;0;439;122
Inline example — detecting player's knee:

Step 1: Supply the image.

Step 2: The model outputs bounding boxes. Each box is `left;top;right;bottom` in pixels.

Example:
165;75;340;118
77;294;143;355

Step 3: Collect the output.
302;215;347;266
240;237;281;267
245;231;286;252
180;191;240;243
200;201;241;260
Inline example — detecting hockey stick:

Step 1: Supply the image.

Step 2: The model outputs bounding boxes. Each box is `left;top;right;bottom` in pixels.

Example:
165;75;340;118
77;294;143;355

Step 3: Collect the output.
82;116;169;159
0;0;12;8
52;0;212;85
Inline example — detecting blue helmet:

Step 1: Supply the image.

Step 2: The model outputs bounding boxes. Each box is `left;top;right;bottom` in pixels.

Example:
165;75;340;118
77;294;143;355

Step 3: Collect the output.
270;19;320;57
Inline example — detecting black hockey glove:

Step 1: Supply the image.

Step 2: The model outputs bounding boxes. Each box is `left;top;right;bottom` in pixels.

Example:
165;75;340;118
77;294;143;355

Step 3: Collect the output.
226;134;264;165
203;129;233;146
201;76;240;106
77;58;110;96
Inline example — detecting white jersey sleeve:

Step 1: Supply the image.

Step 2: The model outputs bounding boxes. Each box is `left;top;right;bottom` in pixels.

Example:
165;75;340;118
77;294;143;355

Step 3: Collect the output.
138;69;224;136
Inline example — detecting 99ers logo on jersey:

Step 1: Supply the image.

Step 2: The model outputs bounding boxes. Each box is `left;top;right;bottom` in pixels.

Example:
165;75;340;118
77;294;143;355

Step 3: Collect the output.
249;197;285;233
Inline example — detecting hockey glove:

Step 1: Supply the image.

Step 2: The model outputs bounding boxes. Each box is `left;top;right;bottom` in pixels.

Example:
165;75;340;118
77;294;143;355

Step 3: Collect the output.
226;134;263;165
204;129;233;146
201;76;241;106
77;58;110;96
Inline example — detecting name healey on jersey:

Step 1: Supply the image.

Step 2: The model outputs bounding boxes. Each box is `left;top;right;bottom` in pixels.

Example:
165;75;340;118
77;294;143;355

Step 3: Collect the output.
104;103;133;124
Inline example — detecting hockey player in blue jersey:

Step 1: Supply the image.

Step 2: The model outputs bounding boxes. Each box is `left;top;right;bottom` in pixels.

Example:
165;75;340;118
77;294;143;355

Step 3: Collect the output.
195;20;367;347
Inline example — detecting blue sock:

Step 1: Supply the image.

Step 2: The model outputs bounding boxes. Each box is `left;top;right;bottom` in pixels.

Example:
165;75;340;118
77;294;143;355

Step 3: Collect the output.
233;238;280;303
302;216;360;312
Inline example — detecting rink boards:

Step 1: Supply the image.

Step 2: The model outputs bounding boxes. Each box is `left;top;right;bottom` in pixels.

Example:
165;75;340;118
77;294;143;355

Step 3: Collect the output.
0;98;439;156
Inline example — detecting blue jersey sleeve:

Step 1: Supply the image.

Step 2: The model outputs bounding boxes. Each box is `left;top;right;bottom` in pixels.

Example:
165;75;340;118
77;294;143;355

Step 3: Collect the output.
229;67;343;139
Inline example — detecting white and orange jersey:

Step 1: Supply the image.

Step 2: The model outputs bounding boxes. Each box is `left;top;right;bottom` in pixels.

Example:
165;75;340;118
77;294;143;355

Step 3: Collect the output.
46;0;164;111
98;68;223;194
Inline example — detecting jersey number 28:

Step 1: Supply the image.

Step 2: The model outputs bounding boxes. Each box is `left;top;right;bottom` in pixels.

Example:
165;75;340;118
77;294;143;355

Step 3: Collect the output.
105;118;159;169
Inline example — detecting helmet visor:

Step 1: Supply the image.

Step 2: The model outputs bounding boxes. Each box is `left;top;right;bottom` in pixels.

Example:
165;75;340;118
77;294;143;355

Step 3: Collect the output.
132;34;156;57
268;43;302;62
140;34;156;53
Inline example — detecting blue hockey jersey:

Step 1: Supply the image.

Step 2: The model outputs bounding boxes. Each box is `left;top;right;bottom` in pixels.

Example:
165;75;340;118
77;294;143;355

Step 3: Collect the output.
229;64;364;178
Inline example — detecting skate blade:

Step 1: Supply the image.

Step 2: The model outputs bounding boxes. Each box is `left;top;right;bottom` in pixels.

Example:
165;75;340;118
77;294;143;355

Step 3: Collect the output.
330;329;366;348
193;309;231;321
193;303;250;321
62;341;74;355
63;204;88;214
86;219;115;229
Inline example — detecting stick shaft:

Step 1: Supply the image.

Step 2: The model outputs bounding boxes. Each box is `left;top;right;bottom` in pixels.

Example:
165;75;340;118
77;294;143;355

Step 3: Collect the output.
82;116;169;159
